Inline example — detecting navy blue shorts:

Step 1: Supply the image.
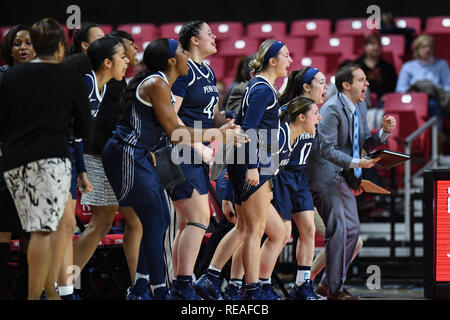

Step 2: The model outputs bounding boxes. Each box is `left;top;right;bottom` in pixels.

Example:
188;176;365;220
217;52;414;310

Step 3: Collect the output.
226;163;273;205
271;168;314;220
169;146;210;201
102;138;170;223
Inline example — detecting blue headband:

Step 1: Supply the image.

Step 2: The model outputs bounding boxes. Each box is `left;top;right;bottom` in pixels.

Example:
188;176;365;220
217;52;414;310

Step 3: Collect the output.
300;67;320;87
168;38;178;58
264;41;285;64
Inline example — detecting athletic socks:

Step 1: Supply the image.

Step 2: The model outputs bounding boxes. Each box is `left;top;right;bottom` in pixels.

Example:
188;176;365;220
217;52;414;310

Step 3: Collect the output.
174;275;192;290
296;266;311;286
229;278;242;289
150;284;167;299
133;273;150;295
58;285;74;297
206;265;221;282
244;282;259;293
259;278;271;286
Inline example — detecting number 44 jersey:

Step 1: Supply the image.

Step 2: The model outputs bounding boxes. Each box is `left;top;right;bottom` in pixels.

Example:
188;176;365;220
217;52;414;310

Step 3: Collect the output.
171;58;219;129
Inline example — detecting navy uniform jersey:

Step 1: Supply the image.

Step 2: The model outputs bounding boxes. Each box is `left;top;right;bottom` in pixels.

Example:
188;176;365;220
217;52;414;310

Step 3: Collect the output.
84;70;106;118
113;71;174;151
226;75;280;204
272;131;315;220
285;132;315;170
169;59;218;201
236;75;280;170
276;122;299;172
103;71;175;207
172;58;218;129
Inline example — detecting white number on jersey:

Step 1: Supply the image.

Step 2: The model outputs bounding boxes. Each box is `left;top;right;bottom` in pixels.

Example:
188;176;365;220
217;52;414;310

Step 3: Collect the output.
203;96;217;120
298;142;313;165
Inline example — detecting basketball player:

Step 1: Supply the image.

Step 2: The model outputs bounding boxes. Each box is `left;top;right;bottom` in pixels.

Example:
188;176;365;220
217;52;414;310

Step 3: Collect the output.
194;39;292;300
102;38;247;299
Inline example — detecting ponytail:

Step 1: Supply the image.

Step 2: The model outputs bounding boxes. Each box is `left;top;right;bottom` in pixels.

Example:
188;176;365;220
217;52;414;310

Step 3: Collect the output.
249;39;278;73
278;67;318;106
118;69;152;118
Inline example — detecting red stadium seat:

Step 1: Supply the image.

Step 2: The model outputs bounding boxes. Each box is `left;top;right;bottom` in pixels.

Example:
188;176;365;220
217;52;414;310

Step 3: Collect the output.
282;37;307;60
291;55;327;75
117;23;158;52
335;18;375;36
379;34;405;74
377;92;429;187
289;19;331;53
209;21;244;40
380;34;405;58
245;21;287;41
219;38;260;56
394;17;422;33
290;19;331;37
424;16;450;64
159;22;184;39
335;18;377;55
218;38;260;77
204;56;226;80
425;16;450;33
383;92;429;154
311;36;356;74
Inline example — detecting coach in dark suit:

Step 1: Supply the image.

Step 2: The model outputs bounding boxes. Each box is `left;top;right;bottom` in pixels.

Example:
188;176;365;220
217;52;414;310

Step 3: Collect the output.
306;64;396;300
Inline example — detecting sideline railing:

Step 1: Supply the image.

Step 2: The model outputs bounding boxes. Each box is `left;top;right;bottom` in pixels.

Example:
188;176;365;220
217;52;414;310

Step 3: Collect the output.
403;116;439;242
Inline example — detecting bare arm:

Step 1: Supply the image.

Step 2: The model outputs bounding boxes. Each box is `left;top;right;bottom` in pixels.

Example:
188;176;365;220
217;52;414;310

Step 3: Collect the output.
141;78;247;145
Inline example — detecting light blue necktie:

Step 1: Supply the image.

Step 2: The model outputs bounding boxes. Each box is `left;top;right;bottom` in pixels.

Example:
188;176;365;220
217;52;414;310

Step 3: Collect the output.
353;108;361;178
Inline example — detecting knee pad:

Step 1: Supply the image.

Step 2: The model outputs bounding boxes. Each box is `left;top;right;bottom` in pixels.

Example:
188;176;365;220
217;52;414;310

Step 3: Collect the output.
186;222;208;231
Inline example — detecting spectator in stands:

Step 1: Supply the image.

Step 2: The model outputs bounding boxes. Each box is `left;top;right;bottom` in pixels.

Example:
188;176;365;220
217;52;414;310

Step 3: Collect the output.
354;34;397;108
68;22;105;56
396;34;450;129
0;18;91;299
0;24;36;300
396;34;450;92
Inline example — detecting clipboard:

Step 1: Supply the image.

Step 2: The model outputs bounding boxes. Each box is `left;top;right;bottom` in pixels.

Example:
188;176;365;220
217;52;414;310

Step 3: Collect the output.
368;149;410;169
361;179;391;194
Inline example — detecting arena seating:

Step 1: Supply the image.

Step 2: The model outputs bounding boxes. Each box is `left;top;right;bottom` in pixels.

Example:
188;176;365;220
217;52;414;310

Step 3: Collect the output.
246;21;287;41
209;21;244;41
116;23;158;52
424;16;450;64
394;17;422;33
289;19;331;53
158;22;184;39
1;15;441;83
